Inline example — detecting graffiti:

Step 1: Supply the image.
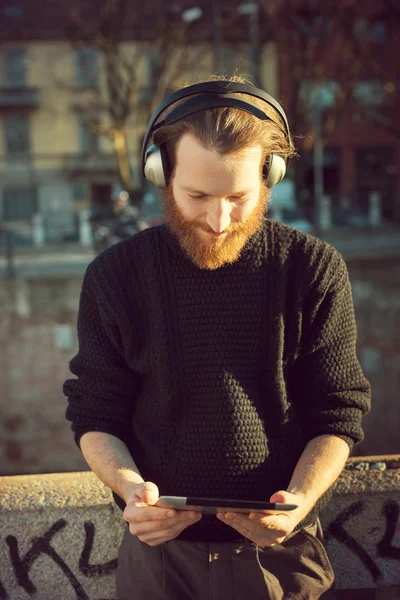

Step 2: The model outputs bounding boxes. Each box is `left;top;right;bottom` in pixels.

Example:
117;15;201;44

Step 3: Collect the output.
80;522;118;577
0;580;8;600
1;519;118;600
325;499;400;584
325;501;382;582
1;500;400;598
377;501;400;560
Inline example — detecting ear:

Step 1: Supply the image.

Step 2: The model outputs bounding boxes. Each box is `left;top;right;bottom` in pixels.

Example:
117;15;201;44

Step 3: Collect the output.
264;154;286;188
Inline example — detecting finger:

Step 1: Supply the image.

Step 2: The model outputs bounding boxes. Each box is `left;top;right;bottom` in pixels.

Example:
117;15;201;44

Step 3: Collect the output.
269;490;288;504
224;513;255;528
248;512;289;530
124;504;175;522
134;513;202;545
128;516;180;536
218;513;259;536
125;482;160;506
248;512;280;523
138;481;160;505
129;512;199;536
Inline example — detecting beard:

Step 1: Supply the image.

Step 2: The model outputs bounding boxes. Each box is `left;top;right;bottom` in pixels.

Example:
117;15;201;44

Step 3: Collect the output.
163;182;270;270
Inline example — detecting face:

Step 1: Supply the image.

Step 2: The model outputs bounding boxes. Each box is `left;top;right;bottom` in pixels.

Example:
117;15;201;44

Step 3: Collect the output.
163;133;269;270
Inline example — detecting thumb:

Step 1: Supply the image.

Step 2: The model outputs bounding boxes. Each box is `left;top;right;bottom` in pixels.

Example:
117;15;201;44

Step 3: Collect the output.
136;481;160;506
269;490;292;504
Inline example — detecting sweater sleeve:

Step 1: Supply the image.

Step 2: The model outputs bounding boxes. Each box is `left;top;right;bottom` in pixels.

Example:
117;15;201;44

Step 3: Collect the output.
289;249;371;451
63;262;140;448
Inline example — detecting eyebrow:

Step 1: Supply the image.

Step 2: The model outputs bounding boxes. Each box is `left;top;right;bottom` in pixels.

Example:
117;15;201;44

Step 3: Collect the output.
182;186;253;196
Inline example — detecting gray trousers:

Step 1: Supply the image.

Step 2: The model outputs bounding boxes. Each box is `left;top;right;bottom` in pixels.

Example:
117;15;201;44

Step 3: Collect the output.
116;519;335;600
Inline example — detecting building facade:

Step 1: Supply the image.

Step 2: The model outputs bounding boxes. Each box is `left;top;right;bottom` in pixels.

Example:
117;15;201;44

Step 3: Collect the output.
278;9;400;225
0;42;135;243
0;37;278;243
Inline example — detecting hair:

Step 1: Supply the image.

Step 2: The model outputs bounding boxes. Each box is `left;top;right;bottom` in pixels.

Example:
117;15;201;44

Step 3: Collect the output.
152;74;296;182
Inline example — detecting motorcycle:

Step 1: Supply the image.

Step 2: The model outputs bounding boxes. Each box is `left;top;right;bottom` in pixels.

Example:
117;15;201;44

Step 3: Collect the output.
92;217;149;254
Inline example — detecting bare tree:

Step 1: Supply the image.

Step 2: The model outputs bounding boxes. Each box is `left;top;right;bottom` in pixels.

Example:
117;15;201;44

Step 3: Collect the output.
341;0;399;140
256;0;399;203
63;0;202;208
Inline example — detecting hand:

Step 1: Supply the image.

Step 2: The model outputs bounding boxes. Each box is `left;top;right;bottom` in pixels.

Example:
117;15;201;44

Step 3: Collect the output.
216;491;307;547
123;482;202;547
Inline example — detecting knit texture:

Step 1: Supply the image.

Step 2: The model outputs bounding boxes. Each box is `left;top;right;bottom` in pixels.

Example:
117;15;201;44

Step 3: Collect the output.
64;218;371;543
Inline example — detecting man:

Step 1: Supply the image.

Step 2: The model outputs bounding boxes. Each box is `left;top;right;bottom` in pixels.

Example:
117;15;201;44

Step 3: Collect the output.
91;191;141;253
64;77;371;599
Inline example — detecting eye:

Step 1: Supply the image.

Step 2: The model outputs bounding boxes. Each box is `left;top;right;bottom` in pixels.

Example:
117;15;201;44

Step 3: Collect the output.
189;194;206;200
229;195;248;203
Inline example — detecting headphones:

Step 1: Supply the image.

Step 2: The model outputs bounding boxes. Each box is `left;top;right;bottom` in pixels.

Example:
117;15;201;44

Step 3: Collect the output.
141;80;291;189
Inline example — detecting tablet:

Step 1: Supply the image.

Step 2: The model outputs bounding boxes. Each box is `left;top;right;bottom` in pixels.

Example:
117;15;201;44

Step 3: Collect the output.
155;496;298;514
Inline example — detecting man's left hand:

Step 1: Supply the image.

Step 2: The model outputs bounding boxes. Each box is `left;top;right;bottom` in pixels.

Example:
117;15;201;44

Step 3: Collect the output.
216;490;308;547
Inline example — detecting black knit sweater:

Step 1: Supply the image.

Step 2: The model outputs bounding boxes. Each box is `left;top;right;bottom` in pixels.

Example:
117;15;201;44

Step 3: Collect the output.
64;218;371;542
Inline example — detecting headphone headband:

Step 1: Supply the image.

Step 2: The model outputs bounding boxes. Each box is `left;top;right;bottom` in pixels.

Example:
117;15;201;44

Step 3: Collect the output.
154;94;273;130
141;80;291;169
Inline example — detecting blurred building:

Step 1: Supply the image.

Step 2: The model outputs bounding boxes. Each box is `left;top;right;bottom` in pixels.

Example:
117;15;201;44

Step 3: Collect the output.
0;38;146;244
278;8;400;225
0;0;279;243
1;0;399;241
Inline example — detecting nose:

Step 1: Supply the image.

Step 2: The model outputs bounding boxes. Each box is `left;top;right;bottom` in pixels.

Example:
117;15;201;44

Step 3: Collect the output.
206;199;232;233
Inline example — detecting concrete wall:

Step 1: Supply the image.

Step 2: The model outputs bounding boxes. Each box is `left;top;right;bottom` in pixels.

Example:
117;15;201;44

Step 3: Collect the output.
1;250;399;477
0;276;88;476
348;254;400;457
0;457;399;600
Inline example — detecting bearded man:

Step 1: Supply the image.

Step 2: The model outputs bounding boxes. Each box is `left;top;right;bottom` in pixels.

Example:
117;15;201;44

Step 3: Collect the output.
64;77;370;600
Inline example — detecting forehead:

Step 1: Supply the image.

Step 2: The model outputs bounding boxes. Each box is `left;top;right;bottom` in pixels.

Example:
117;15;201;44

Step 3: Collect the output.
174;134;262;191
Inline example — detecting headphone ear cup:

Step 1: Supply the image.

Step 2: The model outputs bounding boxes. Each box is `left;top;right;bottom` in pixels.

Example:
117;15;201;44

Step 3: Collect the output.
144;144;168;189
264;154;287;188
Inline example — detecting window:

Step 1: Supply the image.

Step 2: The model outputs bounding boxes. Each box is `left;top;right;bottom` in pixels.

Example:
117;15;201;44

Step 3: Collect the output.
3;187;37;221
75;47;99;89
295;13;332;37
353;81;386;106
300;81;340;110
3;5;24;17
3;114;30;156
72;182;88;202
78;117;99;154
354;19;386;43
356;147;396;220
3;48;26;87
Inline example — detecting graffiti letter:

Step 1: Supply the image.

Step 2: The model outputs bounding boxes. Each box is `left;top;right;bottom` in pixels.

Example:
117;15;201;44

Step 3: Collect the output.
325;501;381;583
0;579;10;600
79;521;118;576
6;519;89;600
377;500;400;559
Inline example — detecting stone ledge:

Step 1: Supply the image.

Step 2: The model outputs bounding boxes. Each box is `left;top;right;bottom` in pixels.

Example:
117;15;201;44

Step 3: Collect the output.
335;455;400;494
0;471;111;512
0;456;400;600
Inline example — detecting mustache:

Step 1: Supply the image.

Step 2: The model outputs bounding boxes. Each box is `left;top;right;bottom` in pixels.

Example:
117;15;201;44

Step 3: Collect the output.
190;221;246;234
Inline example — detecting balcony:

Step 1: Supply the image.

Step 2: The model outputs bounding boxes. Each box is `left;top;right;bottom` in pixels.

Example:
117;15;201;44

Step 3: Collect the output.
63;152;119;175
0;86;40;110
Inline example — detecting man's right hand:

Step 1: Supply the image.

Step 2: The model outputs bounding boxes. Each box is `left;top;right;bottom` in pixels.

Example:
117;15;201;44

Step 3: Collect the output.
123;481;202;546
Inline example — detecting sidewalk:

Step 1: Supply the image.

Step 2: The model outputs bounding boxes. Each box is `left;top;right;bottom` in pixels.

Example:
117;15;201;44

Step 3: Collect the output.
0;243;95;278
321;226;400;261
1;227;400;279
